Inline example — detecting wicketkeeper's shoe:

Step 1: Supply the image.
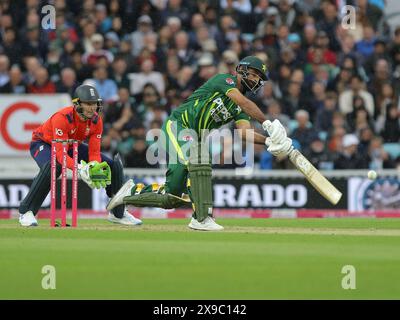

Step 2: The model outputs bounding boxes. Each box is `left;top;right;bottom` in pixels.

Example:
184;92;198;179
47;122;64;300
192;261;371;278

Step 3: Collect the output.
107;210;143;226
188;216;224;231
19;211;38;227
106;179;135;211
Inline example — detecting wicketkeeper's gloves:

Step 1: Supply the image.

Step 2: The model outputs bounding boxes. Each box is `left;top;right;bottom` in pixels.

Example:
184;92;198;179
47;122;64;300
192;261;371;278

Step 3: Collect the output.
78;160;111;189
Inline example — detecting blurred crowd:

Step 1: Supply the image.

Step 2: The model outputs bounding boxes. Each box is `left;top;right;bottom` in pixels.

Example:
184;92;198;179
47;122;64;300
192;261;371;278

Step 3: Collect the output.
0;0;399;170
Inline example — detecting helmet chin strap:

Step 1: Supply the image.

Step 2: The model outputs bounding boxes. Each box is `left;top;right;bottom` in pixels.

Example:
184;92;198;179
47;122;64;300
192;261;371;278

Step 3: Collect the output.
241;75;263;94
237;65;264;94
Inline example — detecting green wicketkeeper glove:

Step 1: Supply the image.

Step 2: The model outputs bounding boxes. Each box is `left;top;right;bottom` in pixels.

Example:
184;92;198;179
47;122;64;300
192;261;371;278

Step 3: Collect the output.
89;161;111;189
78;161;111;189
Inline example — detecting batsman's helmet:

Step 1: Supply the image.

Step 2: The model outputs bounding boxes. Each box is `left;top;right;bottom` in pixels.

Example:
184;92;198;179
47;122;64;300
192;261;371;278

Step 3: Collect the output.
236;56;269;94
72;84;103;119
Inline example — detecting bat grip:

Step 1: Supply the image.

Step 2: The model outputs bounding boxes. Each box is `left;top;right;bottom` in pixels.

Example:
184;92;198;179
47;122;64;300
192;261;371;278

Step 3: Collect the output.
265;137;295;157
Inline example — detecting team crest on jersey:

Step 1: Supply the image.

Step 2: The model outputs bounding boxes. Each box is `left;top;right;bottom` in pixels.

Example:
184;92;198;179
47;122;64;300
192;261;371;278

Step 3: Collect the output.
225;78;234;85
182;135;193;142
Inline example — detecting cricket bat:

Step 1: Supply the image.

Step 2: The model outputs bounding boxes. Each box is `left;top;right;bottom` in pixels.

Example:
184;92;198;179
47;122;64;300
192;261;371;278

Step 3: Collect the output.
265;138;342;205
287;148;342;205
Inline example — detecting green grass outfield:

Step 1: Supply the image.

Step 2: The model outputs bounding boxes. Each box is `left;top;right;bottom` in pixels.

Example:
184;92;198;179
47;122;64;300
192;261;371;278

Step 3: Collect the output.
1;218;400;299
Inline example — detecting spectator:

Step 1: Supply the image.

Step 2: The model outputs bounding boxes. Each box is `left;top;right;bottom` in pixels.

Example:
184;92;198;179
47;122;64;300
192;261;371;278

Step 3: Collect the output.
191;53;217;90
276;64;292;96
218;50;239;74
165;55;181;90
27;67;56;94
346;95;374;132
174;30;196;67
302;23;317;51
291;110;318;150
128;59;165;96
111;56;130;89
327;66;352;94
204;5;220;40
130;15;156;58
364;39;390;77
367;136;396;169
0;55;10;87
375;82;395;124
68;49;94;84
280;81;308;118
258;81;279;108
265;100;290;133
216;15;238;53
188;13;206;48
21;24;47;60
104;32;121;56
315;91;337;132
82;33;114;66
304;136;334;170
89;67;118;103
125;138;155;168
161;0;191;28
316;1;340;51
356;0;383;31
46;44;62;82
136;84;168;129
355;24;376;60
176;65;195;98
368;58;391;99
22;55;41;85
358;126;375;156
167;16;183;35
104;87;137;139
0;65;26;93
287;33;306;67
117;37;135;71
95;3;112;34
307;80;327;120
380;103;400;143
1;27;21;66
157;25;174;60
81;19;97;54
334;134;369;169
328;124;346;153
307;31;337;65
339;74;375;117
55;68;78;96
337;34;363;67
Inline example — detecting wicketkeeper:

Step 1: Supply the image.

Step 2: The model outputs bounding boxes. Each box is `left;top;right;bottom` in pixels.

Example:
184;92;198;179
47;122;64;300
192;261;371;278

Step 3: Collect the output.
19;84;142;227
106;56;293;231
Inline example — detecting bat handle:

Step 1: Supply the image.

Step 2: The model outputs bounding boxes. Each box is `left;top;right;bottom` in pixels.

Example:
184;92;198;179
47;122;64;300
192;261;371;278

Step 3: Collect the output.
264;137;295;157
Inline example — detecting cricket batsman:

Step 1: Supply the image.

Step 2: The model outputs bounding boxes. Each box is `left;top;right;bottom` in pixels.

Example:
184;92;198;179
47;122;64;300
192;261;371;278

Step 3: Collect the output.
18;84;142;227
106;56;293;231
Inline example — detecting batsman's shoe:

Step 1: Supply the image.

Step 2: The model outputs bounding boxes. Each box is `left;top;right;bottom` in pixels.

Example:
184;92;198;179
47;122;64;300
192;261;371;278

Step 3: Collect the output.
107;210;143;226
188;216;224;231
19;211;38;227
106;179;135;211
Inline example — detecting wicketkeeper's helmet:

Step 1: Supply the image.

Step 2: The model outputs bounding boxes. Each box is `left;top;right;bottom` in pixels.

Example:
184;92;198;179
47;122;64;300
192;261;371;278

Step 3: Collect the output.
72;84;103;118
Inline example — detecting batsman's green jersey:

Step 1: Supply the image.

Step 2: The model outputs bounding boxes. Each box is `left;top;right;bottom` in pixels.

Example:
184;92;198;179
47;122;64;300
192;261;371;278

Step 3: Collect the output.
137;73;251;200
170;73;250;133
